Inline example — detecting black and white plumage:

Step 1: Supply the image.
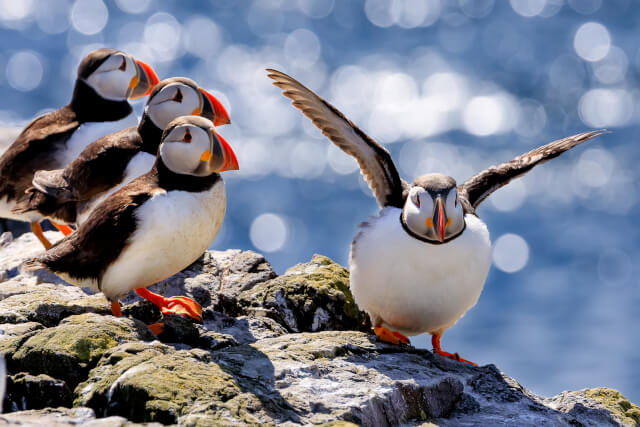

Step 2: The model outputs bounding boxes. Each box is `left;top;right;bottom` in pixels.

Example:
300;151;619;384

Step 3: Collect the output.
23;116;239;309
0;48;158;247
267;68;604;362
12;77;230;225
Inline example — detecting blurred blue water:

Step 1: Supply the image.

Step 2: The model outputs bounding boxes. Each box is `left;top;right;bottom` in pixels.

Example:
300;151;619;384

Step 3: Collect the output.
1;0;639;403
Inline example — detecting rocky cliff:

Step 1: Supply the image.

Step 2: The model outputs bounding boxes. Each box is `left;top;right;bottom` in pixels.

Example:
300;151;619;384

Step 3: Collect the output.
0;231;637;426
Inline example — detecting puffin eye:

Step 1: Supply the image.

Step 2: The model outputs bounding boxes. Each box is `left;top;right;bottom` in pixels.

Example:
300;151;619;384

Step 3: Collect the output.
415;193;421;208
182;129;192;143
118;57;126;71
455;194;458;207
173;88;183;103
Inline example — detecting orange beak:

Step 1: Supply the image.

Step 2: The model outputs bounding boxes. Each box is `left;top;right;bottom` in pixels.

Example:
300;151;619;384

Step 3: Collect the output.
129;59;159;99
210;131;239;172
198;88;231;127
433;197;446;243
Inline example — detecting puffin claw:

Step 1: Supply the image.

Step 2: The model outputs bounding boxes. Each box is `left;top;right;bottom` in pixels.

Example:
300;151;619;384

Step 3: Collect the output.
147;322;164;335
374;326;410;345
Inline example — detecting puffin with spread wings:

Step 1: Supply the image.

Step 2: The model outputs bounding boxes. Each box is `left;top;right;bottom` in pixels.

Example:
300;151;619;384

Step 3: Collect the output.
267;68;604;365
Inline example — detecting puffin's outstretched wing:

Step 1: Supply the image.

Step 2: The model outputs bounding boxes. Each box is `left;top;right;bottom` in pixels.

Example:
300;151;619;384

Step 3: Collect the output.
266;69;406;209
459;130;606;210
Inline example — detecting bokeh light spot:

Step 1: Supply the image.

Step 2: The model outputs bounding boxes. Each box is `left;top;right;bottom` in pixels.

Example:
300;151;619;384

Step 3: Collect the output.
144;12;183;62
463;96;504;136
284;29;322;69
574;22;611;62
493;233;530;273
578;88;633;127
489;179;527;212
6;51;43;92
35;0;71;34
250;213;288;252
510;0;546;17
114;0;151;14
70;0;108;35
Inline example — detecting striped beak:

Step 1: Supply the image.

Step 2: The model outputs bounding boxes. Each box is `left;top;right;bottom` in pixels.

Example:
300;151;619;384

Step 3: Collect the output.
193;88;231;127
432;196;446;243
128;59;160;100
207;129;239;172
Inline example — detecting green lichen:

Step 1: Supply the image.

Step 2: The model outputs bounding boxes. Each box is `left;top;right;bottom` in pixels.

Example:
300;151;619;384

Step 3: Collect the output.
585;388;640;426
238;255;367;332
12;313;153;387
76;342;246;424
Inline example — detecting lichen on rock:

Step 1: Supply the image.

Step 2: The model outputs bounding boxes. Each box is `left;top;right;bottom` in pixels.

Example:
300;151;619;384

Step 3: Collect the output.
236;254;368;333
11;313;154;388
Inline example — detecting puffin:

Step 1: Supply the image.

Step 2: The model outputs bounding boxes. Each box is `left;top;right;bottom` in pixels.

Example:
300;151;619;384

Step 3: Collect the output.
267;68;604;365
23;116;239;331
12;77;230;226
0;48;159;248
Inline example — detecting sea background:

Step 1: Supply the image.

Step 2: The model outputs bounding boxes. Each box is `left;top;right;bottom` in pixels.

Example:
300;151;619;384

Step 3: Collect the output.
0;0;638;403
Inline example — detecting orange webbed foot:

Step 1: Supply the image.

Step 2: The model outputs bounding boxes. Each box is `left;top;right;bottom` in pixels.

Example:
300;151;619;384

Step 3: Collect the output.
432;334;476;366
374;326;410;345
159;296;203;322
147;322;165;335
134;288;202;322
50;221;74;236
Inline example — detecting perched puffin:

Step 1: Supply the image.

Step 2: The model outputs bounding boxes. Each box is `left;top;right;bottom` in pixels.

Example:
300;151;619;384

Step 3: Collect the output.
23;116;239;331
0;48;159;248
267;68;604;364
12;77;230;226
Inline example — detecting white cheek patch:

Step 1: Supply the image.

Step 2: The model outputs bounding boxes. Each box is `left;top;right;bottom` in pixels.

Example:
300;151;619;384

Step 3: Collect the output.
86;69;135;101
160;142;201;174
148;100;198;130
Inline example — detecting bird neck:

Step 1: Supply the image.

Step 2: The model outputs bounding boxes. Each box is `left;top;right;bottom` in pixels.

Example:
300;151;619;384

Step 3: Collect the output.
137;114;163;155
70;79;133;123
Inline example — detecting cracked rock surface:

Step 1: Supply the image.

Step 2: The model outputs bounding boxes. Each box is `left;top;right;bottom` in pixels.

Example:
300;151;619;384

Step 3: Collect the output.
0;231;637;426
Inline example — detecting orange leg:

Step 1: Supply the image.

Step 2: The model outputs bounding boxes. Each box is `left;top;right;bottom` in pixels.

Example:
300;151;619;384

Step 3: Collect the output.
432;334;476;366
134;288;203;322
111;301;123;317
374;326;410;345
50;221;74;236
30;221;52;249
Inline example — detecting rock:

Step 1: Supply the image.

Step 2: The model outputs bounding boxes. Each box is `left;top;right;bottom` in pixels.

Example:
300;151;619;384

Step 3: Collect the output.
75;341;247;424
11;313;154;388
236;254;368;333
546;388;640;426
0;231;636;426
0;231;64;282
0;406;160;426
155;314;200;347
202;310;288;345
0;322;44;357
0;282;110;327
3;372;73;412
121;249;276;313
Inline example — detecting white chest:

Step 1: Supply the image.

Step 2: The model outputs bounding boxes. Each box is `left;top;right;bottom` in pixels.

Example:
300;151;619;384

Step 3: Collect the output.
76;151;155;224
349;207;492;336
56;113;138;166
100;180;226;300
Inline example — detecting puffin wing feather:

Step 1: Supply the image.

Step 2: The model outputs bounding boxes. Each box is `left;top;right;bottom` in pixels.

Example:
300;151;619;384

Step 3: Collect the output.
459;130;606;210
266;68;406;208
